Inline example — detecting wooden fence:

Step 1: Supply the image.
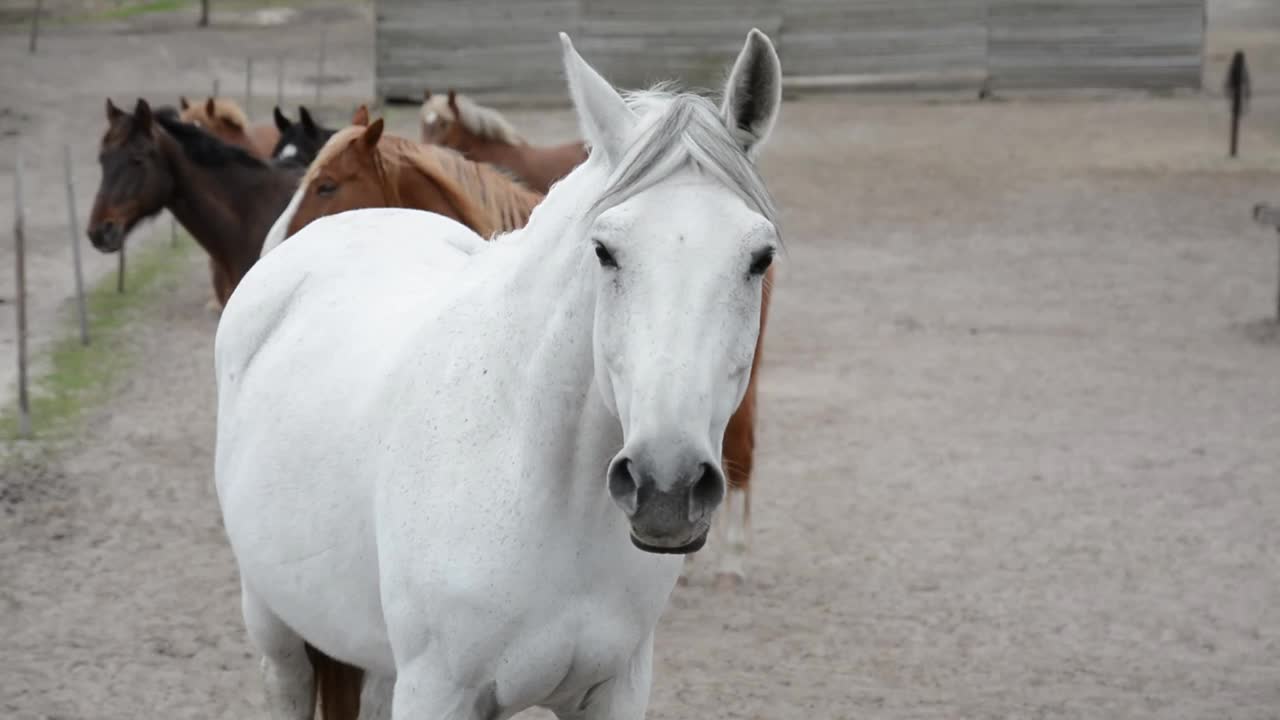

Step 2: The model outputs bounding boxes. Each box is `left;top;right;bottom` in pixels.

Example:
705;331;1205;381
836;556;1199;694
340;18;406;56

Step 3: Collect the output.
375;0;1205;103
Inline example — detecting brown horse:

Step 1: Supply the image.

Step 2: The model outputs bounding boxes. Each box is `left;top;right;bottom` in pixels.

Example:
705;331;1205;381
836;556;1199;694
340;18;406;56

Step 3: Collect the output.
88;98;300;306
265;120;543;252
179;96;280;160
419;89;587;194
277;112;774;593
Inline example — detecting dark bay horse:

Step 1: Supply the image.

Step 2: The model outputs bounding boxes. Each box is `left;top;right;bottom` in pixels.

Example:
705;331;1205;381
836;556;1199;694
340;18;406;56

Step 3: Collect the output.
88;98;300;307
420;89;587;194
270;112;772;591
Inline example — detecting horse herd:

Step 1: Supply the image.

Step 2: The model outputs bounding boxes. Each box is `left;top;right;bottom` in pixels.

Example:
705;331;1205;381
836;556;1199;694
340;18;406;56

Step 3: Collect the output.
88;29;783;720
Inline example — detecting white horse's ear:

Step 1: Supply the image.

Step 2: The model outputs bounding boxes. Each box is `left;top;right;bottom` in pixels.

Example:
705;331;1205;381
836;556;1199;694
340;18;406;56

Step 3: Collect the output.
721;28;782;158
560;32;636;165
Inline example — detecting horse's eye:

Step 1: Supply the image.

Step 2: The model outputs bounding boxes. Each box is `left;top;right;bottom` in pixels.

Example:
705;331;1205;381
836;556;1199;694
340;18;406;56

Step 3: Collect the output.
594;242;618;269
749;247;775;276
316;181;338;198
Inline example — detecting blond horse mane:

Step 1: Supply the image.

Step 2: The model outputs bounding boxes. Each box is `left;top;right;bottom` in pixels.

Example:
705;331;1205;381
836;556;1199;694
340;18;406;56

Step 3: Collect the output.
422;93;525;146
181;96;251;130
307;127;543;240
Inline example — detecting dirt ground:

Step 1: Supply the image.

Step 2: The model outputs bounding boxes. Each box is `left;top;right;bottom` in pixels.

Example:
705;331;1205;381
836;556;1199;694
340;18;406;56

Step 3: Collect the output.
5;2;1280;719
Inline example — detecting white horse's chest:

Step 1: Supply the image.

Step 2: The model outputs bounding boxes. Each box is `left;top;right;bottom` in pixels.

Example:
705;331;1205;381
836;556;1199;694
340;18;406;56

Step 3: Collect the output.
373;431;680;709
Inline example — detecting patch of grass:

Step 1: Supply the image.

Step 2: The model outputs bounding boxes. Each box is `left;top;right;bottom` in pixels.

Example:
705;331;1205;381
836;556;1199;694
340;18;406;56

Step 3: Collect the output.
77;0;193;23
0;235;194;443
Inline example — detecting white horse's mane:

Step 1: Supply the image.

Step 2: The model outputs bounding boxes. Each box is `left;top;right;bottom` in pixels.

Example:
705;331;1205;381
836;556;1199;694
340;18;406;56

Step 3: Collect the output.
422;93;525;146
588;84;779;234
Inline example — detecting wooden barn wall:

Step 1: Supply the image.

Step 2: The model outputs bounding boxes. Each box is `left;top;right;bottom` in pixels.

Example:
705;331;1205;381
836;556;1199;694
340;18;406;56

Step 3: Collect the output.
987;0;1206;90
375;0;1205;103
376;0;578;102
778;0;987;89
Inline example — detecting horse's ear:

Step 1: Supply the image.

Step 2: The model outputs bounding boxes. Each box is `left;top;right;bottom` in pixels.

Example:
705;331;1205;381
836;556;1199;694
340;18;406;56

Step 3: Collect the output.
361;118;384;148
205;97;217;118
133;98;154;134
447;89;458;112
179;96;190;111
106;98;125;123
299;106;318;133
720;28;782;158
423;89;431;102
273;106;291;132
351;105;369;127
558;33;636;165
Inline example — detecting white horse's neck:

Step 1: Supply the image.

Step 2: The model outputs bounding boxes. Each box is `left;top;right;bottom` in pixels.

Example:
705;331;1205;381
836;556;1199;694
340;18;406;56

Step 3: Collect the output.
490;154;630;529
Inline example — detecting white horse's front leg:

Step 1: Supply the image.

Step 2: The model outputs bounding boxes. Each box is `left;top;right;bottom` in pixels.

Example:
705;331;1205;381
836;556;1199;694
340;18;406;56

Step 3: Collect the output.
242;586;315;720
554;633;655;720
391;655;496;720
360;673;395;720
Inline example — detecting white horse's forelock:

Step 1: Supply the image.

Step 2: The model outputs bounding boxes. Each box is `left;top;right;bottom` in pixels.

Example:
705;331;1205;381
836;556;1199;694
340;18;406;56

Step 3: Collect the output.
588;87;778;236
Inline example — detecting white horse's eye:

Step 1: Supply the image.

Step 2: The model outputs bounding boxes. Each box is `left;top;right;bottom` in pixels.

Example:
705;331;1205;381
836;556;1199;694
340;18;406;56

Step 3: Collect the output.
594;242;618;269
748;247;775;276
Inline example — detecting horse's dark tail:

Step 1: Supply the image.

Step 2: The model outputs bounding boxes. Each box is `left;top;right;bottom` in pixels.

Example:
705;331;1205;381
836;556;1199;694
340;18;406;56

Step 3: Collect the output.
305;643;364;720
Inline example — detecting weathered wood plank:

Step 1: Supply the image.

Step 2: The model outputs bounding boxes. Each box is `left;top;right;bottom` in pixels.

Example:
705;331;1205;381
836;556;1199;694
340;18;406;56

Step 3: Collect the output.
988;0;1205;90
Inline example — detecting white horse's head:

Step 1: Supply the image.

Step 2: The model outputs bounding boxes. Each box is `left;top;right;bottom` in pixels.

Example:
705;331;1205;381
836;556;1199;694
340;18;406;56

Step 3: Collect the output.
559;31;781;553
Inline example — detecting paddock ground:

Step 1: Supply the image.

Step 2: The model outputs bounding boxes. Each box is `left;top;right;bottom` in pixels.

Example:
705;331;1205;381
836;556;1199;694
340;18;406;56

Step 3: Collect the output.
4;2;1280;719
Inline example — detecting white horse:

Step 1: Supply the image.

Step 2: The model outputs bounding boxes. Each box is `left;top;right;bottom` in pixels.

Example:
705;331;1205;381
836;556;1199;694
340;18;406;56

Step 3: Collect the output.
215;29;782;720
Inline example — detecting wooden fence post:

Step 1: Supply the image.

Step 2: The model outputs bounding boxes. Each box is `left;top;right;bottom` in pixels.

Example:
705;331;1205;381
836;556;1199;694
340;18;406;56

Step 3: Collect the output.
245;57;254;116
63;145;90;346
1252;203;1280;321
14;151;31;437
28;0;43;54
315;29;326;106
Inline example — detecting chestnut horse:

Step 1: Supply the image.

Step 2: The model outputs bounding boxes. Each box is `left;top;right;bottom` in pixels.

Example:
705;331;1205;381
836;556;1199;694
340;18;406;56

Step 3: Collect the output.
179;96;279;160
270;113;772;592
88;98;300;307
420;89;587;193
261;119;543;256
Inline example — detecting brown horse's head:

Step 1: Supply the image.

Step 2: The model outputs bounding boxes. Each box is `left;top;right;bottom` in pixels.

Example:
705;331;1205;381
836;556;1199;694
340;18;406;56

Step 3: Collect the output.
419;89;523;152
88;99;174;253
286;120;394;237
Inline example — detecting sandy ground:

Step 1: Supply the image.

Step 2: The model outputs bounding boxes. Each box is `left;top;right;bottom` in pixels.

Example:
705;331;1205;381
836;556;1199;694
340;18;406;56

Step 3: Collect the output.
6;3;1280;719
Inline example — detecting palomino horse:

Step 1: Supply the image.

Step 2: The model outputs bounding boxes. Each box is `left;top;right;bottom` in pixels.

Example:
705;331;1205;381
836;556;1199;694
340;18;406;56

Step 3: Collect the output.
88;98;300;306
260;121;541;257
420;88;587;193
215;29;781;720
271;105;338;165
267;109;773;591
179;96;280;160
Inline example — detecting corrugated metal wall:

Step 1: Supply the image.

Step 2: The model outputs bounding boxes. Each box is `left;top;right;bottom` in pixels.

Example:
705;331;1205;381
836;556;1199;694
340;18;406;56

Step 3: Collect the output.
375;0;1204;103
